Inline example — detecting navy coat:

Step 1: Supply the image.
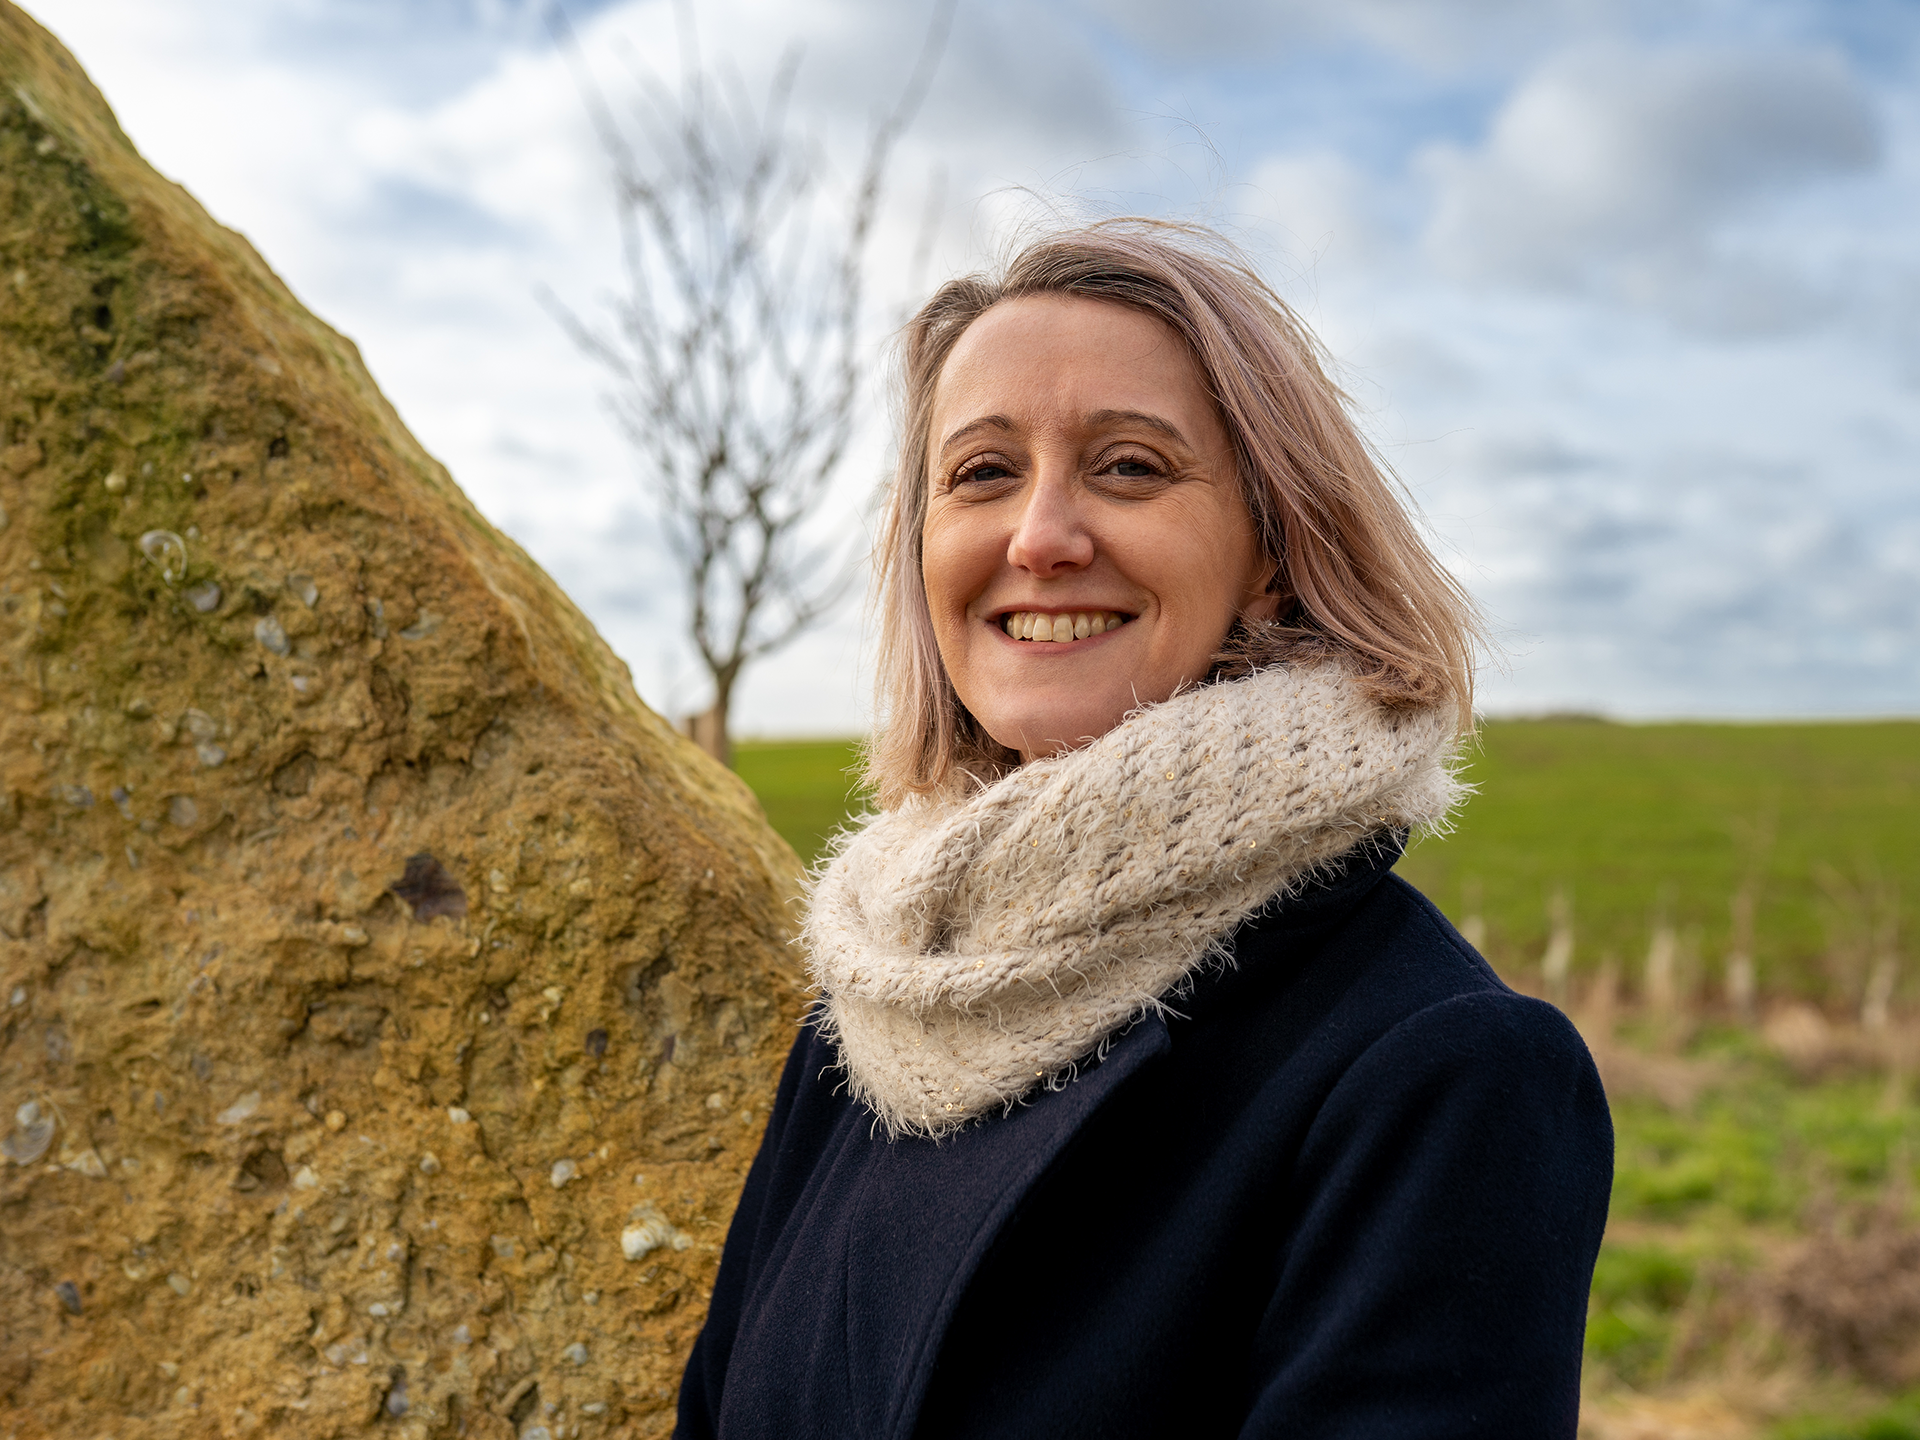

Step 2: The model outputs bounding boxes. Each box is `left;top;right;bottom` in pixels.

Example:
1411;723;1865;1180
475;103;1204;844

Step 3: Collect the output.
678;839;1613;1439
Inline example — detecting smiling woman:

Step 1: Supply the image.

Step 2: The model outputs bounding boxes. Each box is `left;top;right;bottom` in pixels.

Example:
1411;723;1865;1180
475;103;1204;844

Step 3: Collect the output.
920;294;1278;762
871;221;1481;802
677;220;1614;1440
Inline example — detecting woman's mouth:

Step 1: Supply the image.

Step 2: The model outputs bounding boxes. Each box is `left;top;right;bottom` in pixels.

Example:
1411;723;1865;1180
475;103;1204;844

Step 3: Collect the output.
1001;610;1132;643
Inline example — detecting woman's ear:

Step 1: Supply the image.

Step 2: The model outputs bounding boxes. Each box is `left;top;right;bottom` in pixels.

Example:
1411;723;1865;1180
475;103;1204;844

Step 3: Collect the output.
1242;557;1286;624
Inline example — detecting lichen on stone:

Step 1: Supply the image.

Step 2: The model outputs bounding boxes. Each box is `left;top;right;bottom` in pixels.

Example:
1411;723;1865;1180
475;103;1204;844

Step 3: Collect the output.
0;5;806;1434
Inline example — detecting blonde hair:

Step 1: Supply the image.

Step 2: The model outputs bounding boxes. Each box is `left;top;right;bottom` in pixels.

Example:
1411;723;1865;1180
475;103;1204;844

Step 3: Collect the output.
867;218;1481;808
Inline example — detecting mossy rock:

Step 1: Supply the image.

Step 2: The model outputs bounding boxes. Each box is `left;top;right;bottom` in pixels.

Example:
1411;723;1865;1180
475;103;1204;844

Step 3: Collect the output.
0;5;806;1434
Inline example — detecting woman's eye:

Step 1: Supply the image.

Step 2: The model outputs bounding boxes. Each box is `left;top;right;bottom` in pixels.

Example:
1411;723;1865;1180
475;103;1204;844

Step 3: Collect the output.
1111;459;1158;479
960;463;1011;485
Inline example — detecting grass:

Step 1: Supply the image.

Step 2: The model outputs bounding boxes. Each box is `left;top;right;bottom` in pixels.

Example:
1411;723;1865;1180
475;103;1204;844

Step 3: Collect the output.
1773;1399;1920;1440
731;739;870;871
1580;1012;1920;1437
1396;719;1920;999
730;719;1920;1437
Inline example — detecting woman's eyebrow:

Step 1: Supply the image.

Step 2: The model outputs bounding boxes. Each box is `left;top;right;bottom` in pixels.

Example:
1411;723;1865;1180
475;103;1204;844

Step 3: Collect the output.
940;409;1189;453
938;415;1015;452
1086;408;1187;444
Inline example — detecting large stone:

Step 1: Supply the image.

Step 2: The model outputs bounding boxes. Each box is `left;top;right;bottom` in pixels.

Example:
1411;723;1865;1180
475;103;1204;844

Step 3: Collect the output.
0;6;806;1435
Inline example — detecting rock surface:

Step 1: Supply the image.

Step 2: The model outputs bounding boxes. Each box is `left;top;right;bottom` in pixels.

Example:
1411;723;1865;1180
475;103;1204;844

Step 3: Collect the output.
0;6;807;1435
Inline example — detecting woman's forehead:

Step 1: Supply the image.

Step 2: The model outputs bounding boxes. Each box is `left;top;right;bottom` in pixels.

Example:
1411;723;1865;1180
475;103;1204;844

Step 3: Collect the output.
929;295;1211;445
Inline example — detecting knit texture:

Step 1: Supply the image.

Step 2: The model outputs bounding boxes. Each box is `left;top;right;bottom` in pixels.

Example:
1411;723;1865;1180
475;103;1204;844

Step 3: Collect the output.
805;663;1463;1138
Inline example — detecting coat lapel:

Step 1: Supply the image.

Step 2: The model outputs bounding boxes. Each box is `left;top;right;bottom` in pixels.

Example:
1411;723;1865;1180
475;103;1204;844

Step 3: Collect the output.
841;1012;1173;1440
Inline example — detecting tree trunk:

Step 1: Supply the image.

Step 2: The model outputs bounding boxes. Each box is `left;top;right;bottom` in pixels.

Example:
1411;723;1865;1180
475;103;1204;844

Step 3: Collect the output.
685;701;731;766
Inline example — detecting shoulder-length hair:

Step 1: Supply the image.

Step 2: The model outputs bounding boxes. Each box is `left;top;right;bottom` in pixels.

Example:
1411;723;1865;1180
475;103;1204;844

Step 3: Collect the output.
866;218;1481;809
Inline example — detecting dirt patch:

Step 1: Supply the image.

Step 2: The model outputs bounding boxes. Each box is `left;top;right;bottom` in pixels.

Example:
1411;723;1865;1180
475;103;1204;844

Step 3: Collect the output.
1579;1389;1763;1440
1768;1196;1920;1389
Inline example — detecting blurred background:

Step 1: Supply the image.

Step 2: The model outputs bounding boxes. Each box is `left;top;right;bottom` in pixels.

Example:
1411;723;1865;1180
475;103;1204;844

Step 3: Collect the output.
22;3;1920;1434
24;0;1920;736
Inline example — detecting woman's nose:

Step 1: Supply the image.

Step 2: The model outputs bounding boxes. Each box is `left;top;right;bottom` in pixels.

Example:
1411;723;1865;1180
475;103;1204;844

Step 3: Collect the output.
1006;473;1094;576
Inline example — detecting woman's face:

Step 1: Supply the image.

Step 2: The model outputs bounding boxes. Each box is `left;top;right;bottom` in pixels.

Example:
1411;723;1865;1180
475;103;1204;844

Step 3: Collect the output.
922;294;1279;763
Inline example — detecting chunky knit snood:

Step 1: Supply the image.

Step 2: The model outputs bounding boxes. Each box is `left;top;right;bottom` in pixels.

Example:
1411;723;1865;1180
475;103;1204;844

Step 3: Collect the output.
804;663;1463;1139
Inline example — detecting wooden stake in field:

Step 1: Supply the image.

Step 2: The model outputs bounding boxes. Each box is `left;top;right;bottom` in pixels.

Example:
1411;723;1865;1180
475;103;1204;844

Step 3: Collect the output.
1543;884;1574;1007
1646;917;1678;1018
1863;889;1900;1032
1726;881;1758;1023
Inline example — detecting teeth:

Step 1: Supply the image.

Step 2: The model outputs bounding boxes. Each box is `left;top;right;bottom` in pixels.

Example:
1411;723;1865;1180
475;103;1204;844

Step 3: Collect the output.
1001;610;1129;643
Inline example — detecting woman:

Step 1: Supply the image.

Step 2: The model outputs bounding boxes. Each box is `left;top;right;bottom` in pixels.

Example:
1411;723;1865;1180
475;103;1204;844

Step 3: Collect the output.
678;220;1612;1439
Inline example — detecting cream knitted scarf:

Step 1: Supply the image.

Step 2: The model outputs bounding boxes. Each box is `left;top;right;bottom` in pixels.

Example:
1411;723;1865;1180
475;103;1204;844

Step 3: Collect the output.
804;662;1463;1139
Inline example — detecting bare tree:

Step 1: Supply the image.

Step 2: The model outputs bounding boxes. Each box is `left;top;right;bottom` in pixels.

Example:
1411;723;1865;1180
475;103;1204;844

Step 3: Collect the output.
545;2;953;765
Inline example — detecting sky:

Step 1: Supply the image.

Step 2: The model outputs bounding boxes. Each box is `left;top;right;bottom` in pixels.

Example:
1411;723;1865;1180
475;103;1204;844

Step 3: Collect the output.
20;0;1920;730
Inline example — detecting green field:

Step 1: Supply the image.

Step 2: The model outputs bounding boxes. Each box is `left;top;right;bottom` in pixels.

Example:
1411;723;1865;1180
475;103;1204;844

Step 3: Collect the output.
733;721;1920;1437
1399;719;1918;1001
731;738;871;871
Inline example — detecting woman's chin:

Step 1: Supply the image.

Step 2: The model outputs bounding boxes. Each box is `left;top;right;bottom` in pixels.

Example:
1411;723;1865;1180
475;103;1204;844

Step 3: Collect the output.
984;705;1129;761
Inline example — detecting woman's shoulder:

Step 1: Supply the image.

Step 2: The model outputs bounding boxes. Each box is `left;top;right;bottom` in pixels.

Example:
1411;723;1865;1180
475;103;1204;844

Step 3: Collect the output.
1222;840;1498;999
1344;870;1590;1058
1191;858;1602;1111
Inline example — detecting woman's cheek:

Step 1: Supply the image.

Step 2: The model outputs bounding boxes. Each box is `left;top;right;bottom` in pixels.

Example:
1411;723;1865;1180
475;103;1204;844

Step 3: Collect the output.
919;512;963;624
923;505;999;625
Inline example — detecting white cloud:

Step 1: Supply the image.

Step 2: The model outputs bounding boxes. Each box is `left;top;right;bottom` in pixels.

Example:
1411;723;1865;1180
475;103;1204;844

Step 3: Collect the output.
1395;346;1920;718
1080;0;1620;70
1421;42;1881;329
1240;152;1389;272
